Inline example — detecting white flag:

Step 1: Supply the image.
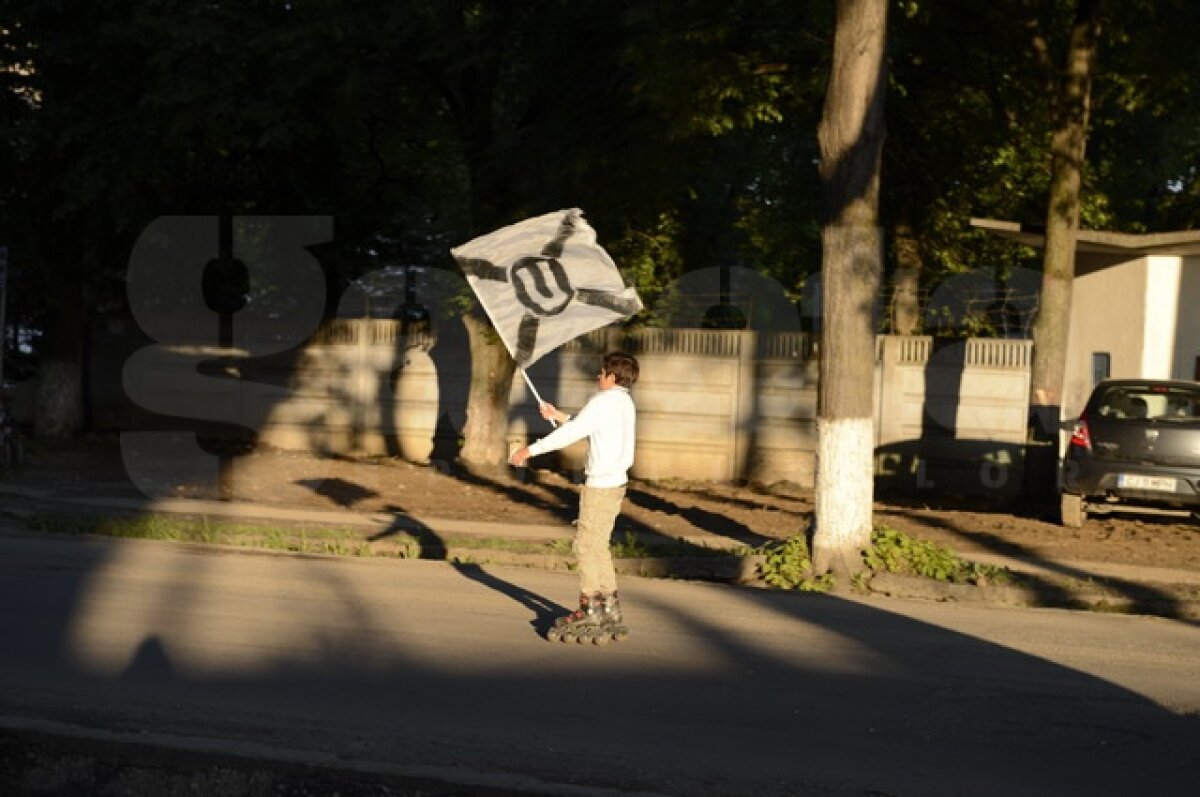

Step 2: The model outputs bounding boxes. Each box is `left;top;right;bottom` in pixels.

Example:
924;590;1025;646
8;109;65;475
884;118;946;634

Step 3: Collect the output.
451;209;642;367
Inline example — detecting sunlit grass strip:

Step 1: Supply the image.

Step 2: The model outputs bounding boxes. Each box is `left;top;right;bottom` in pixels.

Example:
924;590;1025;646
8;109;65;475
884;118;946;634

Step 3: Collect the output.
14;513;662;559
25;512;399;556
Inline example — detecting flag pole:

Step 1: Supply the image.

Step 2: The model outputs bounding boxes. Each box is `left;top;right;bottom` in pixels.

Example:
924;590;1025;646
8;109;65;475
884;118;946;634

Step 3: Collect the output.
520;369;557;427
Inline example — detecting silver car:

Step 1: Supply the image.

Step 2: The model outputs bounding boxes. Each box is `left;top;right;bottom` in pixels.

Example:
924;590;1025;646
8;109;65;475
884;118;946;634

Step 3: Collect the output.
1060;379;1200;527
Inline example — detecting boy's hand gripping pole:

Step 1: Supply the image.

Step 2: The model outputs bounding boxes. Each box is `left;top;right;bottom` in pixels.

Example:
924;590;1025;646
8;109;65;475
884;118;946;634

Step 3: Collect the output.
520;369;558;428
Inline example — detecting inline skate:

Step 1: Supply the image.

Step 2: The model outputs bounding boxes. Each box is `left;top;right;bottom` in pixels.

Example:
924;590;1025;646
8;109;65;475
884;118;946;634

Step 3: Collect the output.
547;591;628;645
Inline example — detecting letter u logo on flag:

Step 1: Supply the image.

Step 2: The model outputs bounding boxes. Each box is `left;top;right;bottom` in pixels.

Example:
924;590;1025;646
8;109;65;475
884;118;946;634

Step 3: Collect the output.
452;209;642;367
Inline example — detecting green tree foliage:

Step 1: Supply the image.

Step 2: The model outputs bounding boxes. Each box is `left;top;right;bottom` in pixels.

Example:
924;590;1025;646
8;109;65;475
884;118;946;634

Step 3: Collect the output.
1081;0;1200;230
887;0;1200;293
616;0;830;307
4;0;1200;444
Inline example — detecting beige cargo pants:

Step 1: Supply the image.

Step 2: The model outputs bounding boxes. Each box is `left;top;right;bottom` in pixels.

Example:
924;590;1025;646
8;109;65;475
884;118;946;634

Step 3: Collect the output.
574;485;626;595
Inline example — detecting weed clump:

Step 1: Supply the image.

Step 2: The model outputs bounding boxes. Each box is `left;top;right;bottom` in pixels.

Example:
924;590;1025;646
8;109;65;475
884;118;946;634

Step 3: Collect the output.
866;526;1010;585
755;525;1011;591
755;535;834;592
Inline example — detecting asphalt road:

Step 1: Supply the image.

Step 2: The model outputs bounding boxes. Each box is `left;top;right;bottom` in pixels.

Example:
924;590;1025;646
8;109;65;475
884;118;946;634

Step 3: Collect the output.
1;529;1198;796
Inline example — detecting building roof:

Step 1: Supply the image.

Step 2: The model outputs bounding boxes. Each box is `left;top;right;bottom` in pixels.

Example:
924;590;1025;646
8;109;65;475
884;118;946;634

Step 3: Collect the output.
970;218;1200;256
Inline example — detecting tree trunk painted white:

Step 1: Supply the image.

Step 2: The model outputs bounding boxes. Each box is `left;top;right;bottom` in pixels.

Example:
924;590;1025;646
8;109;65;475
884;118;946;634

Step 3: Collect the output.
813;417;875;574
813;0;888;578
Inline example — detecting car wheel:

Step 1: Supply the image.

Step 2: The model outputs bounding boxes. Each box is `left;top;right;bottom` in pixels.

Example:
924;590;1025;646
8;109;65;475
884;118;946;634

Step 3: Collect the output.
1060;492;1087;528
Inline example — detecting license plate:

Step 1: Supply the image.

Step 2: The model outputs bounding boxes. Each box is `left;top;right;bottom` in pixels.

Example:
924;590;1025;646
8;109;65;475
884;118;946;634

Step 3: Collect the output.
1117;473;1178;491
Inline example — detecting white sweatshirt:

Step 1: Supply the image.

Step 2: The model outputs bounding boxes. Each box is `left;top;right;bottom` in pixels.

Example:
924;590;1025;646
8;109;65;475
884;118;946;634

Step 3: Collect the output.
527;386;636;488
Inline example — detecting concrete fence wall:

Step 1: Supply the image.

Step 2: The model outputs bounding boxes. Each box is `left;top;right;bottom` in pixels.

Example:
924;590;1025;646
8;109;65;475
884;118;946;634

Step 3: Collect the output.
874;335;1032;496
93;319;1033;495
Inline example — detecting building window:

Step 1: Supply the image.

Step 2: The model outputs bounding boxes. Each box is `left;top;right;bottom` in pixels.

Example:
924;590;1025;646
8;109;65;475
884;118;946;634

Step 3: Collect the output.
1194;356;1200;381
1092;352;1111;386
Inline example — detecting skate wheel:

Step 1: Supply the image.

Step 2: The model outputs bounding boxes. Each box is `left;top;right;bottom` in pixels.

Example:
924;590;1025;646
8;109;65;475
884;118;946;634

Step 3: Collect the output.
547;627;561;642
592;632;610;646
560;631;576;644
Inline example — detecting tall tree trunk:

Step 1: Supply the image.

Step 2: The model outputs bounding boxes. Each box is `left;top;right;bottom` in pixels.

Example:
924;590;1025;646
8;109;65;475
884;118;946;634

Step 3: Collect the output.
459;310;517;471
33;224;88;439
1025;0;1103;500
34;269;85;438
439;3;517;473
890;220;922;336
813;0;889;578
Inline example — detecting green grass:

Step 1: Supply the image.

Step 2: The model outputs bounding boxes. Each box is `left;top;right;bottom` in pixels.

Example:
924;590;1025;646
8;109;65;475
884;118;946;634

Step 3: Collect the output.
19;512;714;561
866;526;1012;585
440;534;572;555
610;529;739;558
23;512;424;557
753;524;1014;592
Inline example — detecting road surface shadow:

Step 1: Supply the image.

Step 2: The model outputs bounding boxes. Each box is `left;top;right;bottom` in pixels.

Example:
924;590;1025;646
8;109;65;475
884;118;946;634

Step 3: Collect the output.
451;562;568;638
1;530;1197;797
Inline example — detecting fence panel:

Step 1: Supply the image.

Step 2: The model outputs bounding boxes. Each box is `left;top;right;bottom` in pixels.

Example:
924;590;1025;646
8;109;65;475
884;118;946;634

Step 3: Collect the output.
96;320;1029;492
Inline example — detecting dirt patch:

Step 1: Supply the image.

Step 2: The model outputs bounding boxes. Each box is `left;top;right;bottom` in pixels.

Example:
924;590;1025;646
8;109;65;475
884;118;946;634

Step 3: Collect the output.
6;438;1199;575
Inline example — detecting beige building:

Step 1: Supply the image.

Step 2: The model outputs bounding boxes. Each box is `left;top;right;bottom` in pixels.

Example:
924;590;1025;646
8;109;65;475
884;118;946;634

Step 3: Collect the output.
972;219;1200;420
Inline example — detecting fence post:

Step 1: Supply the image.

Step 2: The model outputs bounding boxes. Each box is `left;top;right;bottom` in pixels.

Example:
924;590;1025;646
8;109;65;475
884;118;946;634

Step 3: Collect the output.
733;329;756;480
875;335;898;447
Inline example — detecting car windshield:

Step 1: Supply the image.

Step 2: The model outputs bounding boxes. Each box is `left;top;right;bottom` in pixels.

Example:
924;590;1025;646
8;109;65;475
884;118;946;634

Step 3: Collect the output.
1093;384;1200;420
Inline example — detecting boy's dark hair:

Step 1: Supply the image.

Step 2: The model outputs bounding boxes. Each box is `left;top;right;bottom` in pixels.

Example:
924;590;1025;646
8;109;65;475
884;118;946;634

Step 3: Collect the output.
603;351;639;388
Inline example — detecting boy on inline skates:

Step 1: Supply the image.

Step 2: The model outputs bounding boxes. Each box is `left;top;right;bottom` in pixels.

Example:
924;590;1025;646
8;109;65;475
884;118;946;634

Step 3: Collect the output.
509;351;639;644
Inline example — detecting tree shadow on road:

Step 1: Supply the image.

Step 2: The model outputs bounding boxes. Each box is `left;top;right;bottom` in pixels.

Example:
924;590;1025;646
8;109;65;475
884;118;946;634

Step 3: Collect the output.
6;532;1198;797
451;563;568;638
288;467;1199;624
319;495;568;638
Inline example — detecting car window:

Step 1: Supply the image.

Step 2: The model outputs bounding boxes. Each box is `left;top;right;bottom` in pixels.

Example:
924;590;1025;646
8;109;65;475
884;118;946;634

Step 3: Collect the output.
1094;385;1200;420
1167;396;1200;419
